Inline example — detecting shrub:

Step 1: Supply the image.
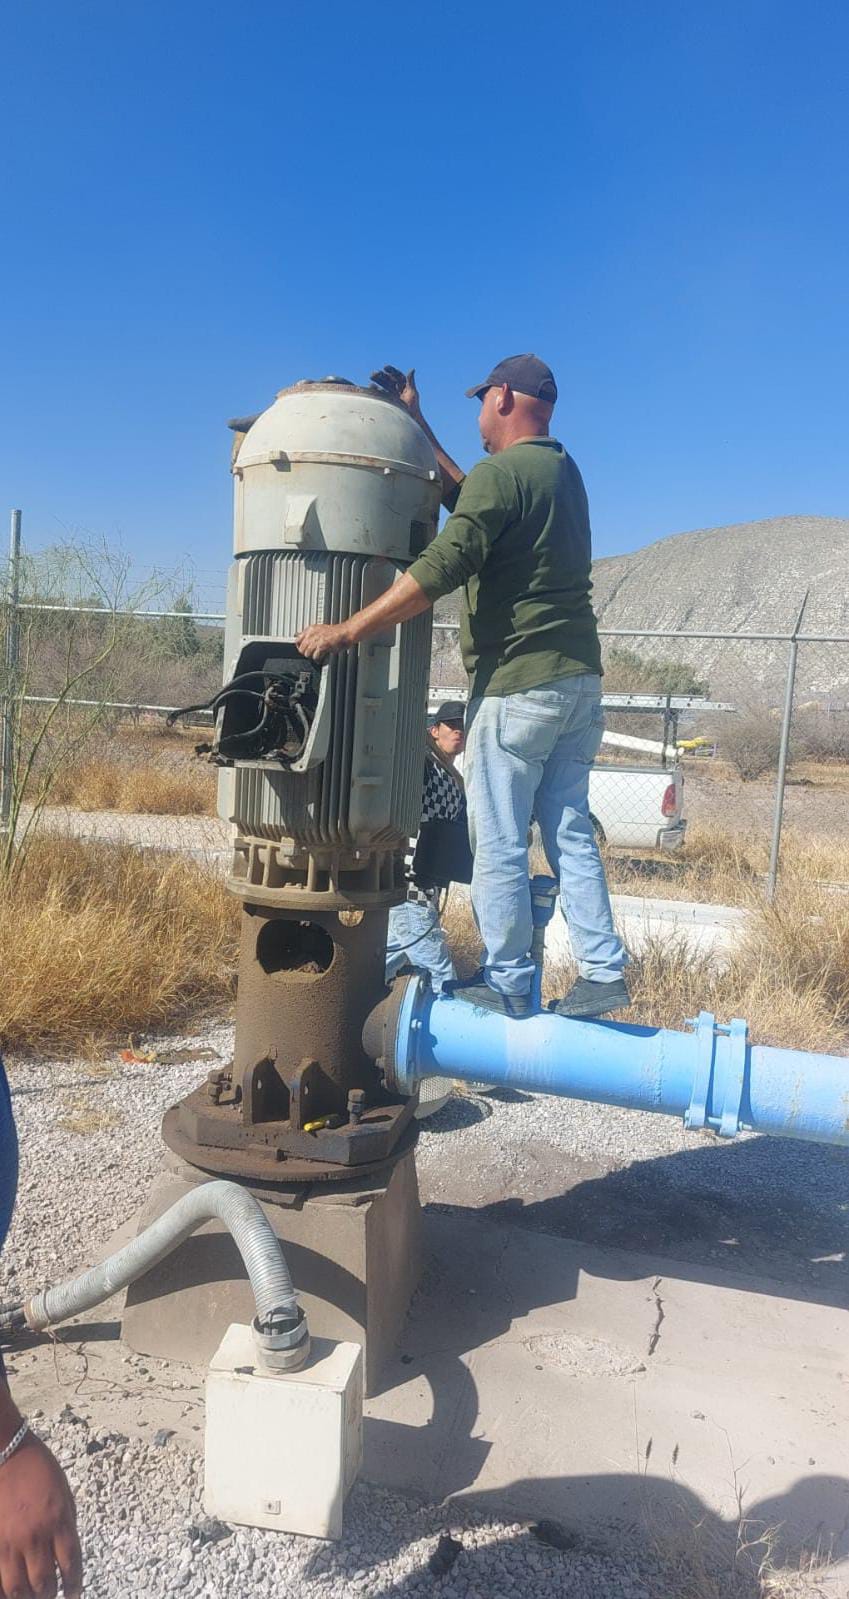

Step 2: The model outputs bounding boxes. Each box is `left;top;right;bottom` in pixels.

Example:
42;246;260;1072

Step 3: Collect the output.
601;646;708;697
0;836;238;1050
719;709;784;780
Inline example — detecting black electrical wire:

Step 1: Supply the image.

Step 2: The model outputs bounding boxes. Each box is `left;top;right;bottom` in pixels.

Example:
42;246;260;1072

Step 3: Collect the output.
165;676;265;727
385;921;446;957
217;702;271;756
169;667;315;764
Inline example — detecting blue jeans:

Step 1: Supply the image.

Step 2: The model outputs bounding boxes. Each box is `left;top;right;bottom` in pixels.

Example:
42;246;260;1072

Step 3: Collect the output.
385;898;456;993
464;673;627;997
0;1057;18;1253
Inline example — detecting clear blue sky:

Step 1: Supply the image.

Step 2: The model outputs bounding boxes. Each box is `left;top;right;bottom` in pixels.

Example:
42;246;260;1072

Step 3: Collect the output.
2;0;847;606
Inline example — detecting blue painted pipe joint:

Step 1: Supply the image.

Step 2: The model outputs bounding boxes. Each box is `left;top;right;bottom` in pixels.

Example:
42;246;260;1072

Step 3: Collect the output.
376;978;849;1148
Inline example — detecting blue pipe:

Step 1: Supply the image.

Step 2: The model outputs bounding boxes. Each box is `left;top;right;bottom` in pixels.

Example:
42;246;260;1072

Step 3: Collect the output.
388;980;849;1147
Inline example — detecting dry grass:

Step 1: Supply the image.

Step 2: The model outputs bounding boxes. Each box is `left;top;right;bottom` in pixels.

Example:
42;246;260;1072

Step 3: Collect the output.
47;755;216;815
603;824;769;907
0;835;239;1052
442;869;849;1055
55;1100;124;1134
595;826;849;908
639;1488;836;1598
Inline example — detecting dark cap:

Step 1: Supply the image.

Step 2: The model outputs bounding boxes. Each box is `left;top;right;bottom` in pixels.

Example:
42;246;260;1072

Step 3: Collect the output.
431;700;466;725
465;354;557;405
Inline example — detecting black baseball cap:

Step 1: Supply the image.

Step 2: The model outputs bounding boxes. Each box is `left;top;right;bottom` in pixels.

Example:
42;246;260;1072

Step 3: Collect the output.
465;354;557;405
431;700;466;725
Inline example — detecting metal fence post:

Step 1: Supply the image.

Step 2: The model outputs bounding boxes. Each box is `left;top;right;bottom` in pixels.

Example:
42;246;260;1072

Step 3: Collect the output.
0;509;22;844
765;591;808;902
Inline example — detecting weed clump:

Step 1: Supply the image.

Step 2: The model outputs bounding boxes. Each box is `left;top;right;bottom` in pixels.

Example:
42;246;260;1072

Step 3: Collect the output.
0;836;238;1052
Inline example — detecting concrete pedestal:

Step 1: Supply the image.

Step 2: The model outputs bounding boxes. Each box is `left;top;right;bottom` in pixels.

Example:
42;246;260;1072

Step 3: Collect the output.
122;1149;422;1396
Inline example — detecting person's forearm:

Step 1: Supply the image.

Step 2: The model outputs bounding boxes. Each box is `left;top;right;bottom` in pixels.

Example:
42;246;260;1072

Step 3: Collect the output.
0;1380;24;1449
343;572;432;644
413;413;465;509
295;571;433;661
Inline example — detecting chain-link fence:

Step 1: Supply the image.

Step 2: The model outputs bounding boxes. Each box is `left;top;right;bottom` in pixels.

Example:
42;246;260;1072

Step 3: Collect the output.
431;615;849;905
0;513;228;866
3;512;848;902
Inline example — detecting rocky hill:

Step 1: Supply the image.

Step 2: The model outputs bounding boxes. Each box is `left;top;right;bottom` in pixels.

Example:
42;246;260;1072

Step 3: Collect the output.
592;515;848;700
432;516;849;702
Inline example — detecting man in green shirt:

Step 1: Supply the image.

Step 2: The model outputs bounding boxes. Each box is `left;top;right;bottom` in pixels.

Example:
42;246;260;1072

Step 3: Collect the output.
296;355;628;1019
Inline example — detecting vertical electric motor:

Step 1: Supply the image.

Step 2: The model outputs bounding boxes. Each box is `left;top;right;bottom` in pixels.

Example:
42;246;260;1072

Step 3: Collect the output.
162;379;441;1184
218;378;440;903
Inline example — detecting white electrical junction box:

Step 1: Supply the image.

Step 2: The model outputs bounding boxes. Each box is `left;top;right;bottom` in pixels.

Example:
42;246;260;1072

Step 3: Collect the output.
204;1323;363;1539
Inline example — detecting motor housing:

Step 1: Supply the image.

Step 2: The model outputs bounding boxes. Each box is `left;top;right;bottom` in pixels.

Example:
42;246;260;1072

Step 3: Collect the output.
219;380;440;906
164;378;440;1183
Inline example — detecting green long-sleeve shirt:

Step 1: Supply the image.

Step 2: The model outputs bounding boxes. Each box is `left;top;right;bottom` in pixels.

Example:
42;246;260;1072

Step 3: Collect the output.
407;436;602;699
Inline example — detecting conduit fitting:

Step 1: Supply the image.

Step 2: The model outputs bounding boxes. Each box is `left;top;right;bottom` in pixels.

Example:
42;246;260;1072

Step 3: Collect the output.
253;1305;311;1372
0;1181;308;1361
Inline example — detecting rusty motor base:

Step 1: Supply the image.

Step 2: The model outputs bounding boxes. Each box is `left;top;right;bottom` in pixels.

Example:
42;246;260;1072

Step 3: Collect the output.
161;901;417;1185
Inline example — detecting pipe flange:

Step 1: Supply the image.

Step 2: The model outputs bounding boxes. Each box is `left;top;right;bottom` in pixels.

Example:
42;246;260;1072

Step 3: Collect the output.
718;1018;749;1139
683;1011;716;1132
684;1013;749;1139
362;975;424;1095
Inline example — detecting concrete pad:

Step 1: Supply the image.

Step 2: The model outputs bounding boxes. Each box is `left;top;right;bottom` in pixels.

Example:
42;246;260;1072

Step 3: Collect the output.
10;1180;847;1576
547;892;749;964
448;880;749;965
365;1210;849;1571
122;1150;421;1396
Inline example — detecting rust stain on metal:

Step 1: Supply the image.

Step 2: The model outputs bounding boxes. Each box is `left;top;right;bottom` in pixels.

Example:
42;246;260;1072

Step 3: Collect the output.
163;901;414;1184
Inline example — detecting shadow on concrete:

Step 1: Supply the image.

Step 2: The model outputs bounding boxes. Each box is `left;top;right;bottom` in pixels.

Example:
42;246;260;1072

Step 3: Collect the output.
8;1319;121;1354
362;1138;849;1574
312;1469;849;1595
452;1133;849;1310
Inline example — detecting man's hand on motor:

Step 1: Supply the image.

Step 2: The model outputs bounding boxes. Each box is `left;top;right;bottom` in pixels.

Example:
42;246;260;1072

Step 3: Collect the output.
370;365;421;418
295;621;352;662
0;1432;82;1599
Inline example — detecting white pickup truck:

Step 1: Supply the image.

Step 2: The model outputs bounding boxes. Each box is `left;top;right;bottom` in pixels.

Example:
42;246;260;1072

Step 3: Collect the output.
589;758;685;851
429;689;691;854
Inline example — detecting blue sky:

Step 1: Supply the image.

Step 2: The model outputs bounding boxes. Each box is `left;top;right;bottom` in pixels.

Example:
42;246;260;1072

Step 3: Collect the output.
1;0;847;606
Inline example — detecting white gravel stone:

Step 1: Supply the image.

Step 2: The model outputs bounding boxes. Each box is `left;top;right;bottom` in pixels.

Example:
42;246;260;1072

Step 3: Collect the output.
36;1410;679;1598
2;1020;840;1596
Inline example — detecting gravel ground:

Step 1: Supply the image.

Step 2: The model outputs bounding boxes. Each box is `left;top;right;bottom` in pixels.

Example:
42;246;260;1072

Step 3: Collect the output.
2;1024;844;1595
9;1017;846;1304
1;1025;234;1302
27;1413;691;1599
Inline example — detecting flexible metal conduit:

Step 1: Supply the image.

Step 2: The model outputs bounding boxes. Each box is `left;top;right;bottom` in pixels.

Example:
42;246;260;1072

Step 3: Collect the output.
2;1181;305;1357
379;980;849;1147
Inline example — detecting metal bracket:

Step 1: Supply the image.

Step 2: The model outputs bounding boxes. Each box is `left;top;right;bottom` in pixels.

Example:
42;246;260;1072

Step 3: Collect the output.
684;1013;749;1139
718;1018;749;1139
683;1011;716;1131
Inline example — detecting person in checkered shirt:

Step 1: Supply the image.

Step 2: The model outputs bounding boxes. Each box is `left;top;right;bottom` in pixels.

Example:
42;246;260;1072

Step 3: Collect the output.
385;702;466;993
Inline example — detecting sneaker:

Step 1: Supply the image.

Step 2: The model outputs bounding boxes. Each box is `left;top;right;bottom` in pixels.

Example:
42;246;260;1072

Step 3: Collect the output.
551;977;630;1019
445;971;534;1019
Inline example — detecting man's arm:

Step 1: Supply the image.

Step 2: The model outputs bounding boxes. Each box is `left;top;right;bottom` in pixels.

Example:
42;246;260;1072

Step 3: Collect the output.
296;571;432;661
370;366;464;510
295;459;517;661
0;1380;82;1598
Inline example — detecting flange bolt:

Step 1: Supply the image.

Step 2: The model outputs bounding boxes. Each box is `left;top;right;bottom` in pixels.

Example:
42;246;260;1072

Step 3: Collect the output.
347;1088;366;1125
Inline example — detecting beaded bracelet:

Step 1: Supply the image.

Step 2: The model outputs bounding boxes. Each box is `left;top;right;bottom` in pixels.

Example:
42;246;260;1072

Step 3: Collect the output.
0;1421;30;1468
